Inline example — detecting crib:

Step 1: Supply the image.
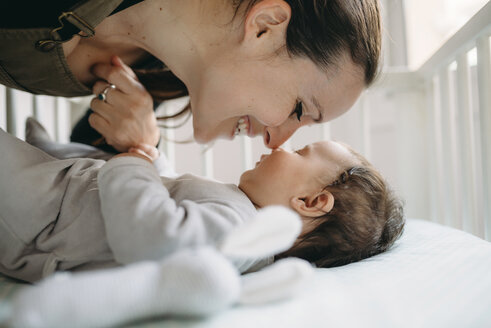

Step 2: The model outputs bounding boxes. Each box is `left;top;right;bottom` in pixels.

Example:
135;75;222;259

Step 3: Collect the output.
1;2;489;242
1;3;491;327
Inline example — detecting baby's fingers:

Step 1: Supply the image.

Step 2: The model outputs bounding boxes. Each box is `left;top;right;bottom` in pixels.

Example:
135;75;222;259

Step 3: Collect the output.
128;147;155;162
131;143;159;161
137;143;159;157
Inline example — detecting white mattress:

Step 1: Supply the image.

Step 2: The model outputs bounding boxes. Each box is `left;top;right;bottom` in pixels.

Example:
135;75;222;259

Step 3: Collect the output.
158;219;491;328
1;219;490;328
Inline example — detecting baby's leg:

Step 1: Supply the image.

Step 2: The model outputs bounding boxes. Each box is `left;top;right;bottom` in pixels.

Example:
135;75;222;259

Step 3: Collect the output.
0;129;104;282
0;128;75;233
8;247;240;328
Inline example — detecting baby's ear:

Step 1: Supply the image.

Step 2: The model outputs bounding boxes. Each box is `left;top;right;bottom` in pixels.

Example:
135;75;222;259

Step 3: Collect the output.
290;191;334;217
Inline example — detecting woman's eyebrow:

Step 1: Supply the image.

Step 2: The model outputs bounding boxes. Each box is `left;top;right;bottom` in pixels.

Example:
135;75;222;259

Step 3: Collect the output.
311;96;324;122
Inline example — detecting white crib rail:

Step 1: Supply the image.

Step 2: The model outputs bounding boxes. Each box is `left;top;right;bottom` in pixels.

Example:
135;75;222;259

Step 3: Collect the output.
0;88;75;142
1;2;490;241
424;2;490;240
370;2;490;240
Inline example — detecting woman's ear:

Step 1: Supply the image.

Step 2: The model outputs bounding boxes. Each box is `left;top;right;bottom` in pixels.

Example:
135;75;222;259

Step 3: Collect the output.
290;191;335;218
242;0;291;45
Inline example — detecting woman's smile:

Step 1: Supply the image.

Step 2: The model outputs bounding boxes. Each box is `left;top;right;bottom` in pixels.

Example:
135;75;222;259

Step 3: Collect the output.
233;115;252;138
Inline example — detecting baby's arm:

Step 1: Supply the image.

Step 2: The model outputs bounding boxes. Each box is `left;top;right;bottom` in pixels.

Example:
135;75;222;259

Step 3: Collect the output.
97;155;242;265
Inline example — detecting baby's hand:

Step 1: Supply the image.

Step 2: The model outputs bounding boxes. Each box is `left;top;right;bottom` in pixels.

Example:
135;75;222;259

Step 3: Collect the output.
129;143;160;162
113;144;159;163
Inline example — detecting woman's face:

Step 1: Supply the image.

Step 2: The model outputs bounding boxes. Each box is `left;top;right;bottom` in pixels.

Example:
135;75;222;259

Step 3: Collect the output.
188;53;365;148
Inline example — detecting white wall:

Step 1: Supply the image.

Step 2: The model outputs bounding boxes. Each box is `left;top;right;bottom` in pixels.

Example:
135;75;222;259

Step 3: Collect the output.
404;0;489;69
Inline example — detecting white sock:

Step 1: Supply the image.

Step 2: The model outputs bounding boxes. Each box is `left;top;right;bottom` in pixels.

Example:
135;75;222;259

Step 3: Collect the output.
8;247;240;328
220;206;314;305
220;206;302;259
239;258;314;305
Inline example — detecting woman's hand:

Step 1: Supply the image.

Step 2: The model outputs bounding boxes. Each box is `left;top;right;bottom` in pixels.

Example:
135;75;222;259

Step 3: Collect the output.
89;56;160;152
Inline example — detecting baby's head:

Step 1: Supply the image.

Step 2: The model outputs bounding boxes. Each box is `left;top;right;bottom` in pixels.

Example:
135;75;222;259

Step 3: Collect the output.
238;140;404;268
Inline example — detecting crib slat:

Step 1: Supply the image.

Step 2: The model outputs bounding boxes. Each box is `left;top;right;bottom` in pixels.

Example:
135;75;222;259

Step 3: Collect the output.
426;80;438;223
6;88;16;136
456;53;480;236
476;35;491;240
157;102;176;171
438;68;459;228
322;122;331;141
55;98;71;143
360;94;371;160
202;145;213;178
161;125;176;173
447;64;464;230
32;94;40;120
240;136;252;172
0;86;6;131
430;76;446;225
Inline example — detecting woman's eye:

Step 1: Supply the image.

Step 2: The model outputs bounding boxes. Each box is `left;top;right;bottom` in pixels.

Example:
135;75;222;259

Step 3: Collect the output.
290;101;303;121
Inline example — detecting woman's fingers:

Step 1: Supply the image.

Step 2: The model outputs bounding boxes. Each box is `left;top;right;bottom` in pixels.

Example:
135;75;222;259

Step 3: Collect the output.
88;112;110;136
91;62;144;94
92;80;112;95
89;90;160;152
111;55;137;79
90;98;110;120
88;57;160;152
92;81;124;106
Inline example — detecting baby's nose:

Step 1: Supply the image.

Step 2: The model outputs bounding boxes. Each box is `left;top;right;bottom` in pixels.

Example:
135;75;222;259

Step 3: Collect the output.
264;125;297;149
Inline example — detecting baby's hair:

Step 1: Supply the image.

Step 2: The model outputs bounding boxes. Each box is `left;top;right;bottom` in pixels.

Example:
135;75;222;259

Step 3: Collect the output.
276;150;405;268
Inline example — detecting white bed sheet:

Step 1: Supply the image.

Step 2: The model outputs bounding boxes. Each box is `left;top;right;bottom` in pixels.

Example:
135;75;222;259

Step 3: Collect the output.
152;219;491;328
1;219;490;328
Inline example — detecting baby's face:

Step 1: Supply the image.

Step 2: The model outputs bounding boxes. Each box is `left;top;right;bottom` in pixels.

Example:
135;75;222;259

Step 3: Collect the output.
239;140;359;208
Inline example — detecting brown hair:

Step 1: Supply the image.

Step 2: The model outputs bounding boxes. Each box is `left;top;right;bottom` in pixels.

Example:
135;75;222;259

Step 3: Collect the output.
276;155;405;268
135;0;382;121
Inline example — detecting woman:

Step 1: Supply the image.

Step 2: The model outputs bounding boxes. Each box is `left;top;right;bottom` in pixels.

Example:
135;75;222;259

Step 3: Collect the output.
0;0;381;150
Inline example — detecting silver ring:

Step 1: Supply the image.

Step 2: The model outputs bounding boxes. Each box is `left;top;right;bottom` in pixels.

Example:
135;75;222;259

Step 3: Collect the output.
97;84;116;102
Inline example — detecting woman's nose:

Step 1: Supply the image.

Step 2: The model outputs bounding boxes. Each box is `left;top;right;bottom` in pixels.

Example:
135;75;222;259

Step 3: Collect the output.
263;124;298;149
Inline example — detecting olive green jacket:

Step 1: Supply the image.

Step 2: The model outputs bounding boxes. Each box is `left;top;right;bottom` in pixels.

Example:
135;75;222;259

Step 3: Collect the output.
0;0;123;97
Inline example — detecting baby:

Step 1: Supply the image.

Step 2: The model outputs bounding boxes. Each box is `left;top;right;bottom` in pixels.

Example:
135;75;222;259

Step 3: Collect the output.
0;121;404;283
238;141;405;268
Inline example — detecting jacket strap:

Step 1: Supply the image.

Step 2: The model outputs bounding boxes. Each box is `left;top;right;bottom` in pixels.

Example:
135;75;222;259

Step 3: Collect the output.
36;0;124;52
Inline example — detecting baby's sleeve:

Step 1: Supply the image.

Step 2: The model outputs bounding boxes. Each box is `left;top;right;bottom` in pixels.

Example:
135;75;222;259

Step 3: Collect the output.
97;157;241;264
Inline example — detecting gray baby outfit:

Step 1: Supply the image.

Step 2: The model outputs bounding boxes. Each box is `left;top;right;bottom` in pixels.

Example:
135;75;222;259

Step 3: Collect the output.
0;129;265;282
